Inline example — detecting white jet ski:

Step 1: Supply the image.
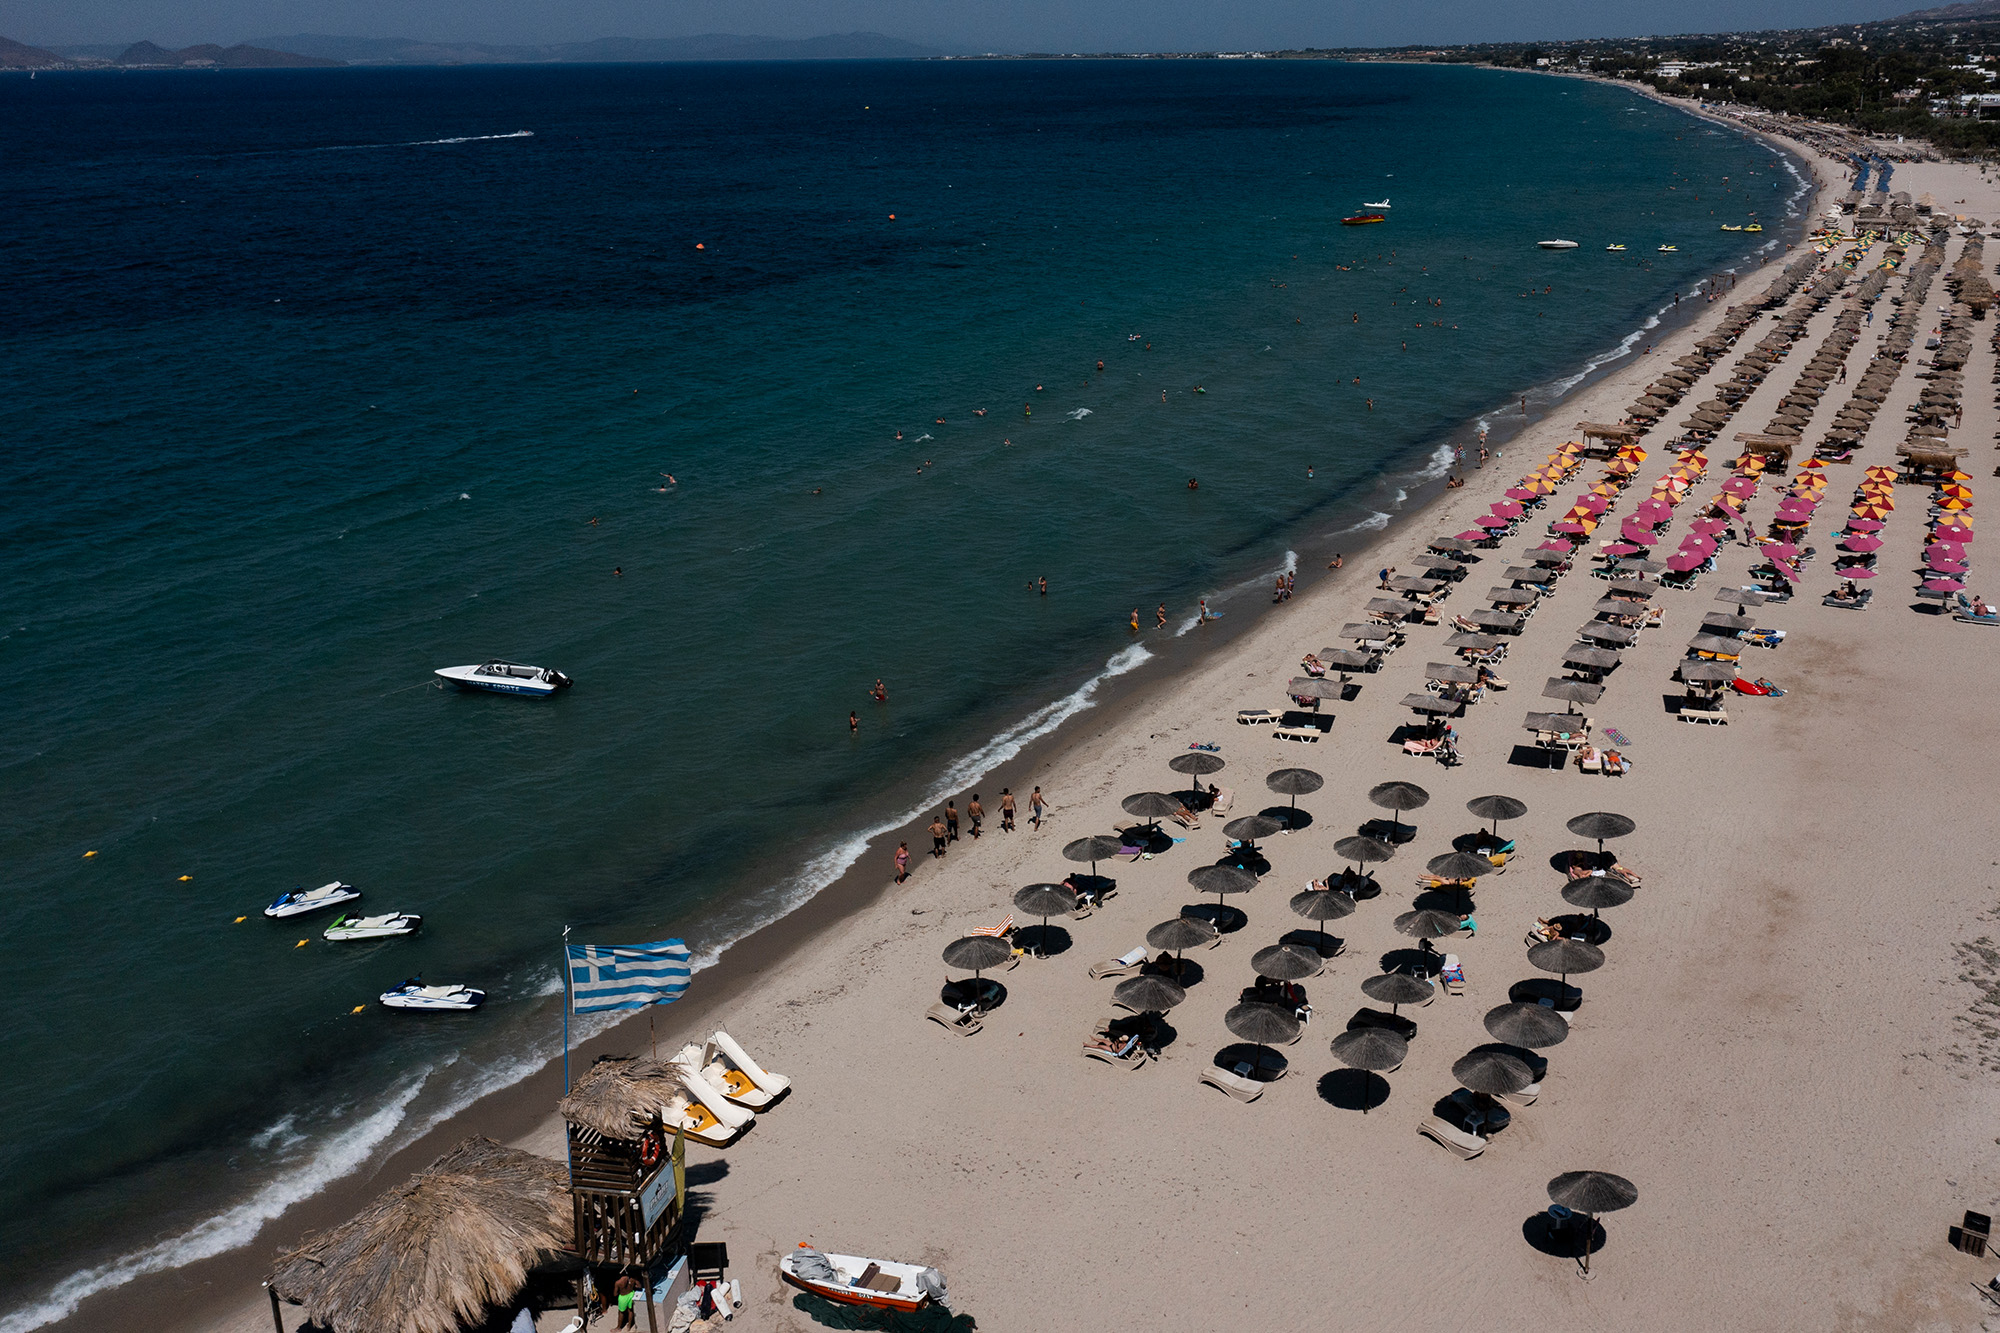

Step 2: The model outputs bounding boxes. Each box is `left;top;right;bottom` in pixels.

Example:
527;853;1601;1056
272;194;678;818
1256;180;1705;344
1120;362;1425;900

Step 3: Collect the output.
324;912;421;941
379;976;484;1011
265;882;360;918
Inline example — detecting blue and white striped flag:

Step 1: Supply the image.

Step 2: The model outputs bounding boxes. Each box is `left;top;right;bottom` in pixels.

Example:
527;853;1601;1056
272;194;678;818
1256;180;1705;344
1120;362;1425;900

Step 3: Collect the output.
565;939;691;1013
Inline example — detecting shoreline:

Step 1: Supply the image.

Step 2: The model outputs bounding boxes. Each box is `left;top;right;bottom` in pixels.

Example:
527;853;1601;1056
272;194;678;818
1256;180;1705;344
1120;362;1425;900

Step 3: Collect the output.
32;79;1851;1333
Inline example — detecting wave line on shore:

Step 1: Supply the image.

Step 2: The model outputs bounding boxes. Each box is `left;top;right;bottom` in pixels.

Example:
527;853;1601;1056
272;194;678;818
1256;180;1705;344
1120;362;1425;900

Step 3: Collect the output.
0;1075;432;1333
1174;550;1296;637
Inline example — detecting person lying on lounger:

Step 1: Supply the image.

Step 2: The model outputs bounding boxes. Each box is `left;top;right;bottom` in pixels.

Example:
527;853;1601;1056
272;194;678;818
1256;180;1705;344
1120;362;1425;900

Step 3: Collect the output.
1086;1032;1141;1056
1977;596;1995;618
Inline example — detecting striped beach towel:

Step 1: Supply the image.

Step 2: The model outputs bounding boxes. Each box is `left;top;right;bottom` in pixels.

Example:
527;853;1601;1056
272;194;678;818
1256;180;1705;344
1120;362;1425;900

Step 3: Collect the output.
566;939;691;1013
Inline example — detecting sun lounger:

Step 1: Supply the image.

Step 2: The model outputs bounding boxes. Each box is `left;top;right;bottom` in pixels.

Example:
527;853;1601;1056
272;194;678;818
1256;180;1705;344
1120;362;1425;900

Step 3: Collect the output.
1089;947;1148;980
970;915;1014;937
1439;954;1465;996
926;1002;983;1036
1238;709;1280;725
1403;737;1443;757
1198;1067;1265;1102
1579;750;1603;775
1417;1115;1487;1159
1347;1007;1417;1042
1081;1017;1149;1069
1211;787;1235;814
1678;705;1729;725
1274;726;1323;744
1495;1081;1541;1109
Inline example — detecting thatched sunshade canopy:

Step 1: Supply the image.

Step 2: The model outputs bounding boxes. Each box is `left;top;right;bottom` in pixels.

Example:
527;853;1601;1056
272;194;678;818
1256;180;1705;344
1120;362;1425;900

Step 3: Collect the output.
267;1137;573;1333
558;1056;684;1140
1577;422;1639;441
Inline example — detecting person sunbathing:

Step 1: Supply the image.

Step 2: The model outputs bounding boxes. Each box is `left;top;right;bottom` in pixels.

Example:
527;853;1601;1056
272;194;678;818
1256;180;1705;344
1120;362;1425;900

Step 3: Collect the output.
1301;654;1325;676
1976;596;1995;618
1086;1031;1140;1056
1577;744;1600;767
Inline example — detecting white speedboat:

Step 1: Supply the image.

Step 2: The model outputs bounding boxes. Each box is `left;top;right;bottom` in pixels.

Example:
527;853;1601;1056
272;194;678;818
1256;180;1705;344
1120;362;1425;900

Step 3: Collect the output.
324;912;421;941
265;882;360;918
1363;198;1390;209
434;661;572;697
1537;240;1579;250
779;1246;947;1313
1606;244;1626;251
379;977;484;1011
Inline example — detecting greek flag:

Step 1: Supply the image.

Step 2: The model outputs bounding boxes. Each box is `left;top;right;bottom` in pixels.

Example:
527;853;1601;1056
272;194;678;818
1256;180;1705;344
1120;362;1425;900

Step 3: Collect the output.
566;939;691;1013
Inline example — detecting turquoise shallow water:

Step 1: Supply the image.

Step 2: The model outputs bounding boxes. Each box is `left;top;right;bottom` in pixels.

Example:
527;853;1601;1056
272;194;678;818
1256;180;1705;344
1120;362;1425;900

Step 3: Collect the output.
0;58;1797;1323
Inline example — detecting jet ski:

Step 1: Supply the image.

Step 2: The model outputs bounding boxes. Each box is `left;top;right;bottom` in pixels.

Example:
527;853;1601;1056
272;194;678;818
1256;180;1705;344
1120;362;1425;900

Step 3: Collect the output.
1605;244;1627;251
1658;244;1679;252
324;912;422;941
379;976;484;1011
265;882;360;918
434;661;573;697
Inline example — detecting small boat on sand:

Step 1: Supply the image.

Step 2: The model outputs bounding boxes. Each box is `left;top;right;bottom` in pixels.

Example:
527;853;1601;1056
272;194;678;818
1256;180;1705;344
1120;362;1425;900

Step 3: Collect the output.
779;1246;948;1313
1537;240;1579;250
434;661;572;697
379;977;484;1011
324;912;422;941
1341;213;1386;226
266;882;360;918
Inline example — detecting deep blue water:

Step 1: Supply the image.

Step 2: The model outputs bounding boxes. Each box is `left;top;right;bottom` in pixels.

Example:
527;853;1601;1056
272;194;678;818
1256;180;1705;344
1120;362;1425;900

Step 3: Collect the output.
0;58;1797;1325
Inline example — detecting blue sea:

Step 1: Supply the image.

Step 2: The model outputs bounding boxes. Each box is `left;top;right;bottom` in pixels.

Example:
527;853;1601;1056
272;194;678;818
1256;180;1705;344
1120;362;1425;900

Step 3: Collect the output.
0;58;1800;1326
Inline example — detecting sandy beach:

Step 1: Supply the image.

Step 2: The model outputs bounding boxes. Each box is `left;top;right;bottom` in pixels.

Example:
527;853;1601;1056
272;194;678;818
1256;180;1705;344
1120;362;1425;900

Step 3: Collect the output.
65;102;2000;1333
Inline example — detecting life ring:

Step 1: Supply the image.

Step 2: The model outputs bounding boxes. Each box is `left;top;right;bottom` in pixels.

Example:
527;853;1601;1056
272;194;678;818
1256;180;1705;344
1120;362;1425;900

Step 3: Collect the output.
639;1131;663;1169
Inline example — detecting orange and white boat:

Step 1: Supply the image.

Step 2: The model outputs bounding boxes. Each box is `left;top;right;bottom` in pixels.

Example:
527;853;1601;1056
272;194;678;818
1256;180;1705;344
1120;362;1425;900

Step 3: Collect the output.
778;1245;948;1312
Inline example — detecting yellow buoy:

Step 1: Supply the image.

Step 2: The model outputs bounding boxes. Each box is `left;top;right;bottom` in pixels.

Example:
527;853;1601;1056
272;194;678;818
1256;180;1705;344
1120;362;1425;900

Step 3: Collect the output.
178;874;193;882
351;1005;366;1014
296;940;308;948
234;916;247;923
83;850;98;858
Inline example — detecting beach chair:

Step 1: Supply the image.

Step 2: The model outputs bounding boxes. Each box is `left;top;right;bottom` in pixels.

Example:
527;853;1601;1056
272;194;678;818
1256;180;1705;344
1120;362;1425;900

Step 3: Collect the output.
1198;1067;1265;1102
926;1002;983;1036
1171;806;1200;830
1274;726;1323;744
1211;787;1235;815
1089;947;1148;980
1081;1018;1149;1070
1496;1081;1541;1109
1579;750;1603;775
1403;737;1443;758
1237;709;1280;726
1439;954;1466;997
970;915;1014;938
1417;1115;1487;1159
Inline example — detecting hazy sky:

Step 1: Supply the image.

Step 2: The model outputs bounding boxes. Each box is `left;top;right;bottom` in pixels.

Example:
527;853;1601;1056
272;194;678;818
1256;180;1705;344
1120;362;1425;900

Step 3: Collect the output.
3;0;1922;53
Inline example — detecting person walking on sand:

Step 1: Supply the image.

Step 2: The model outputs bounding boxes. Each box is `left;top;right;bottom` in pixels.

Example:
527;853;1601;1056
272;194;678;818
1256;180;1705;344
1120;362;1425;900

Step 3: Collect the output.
613;1275;641;1329
968;793;984;838
1000;788;1017;831
945;801;960;842
894;841;910;882
930;816;948;858
1030;786;1046;829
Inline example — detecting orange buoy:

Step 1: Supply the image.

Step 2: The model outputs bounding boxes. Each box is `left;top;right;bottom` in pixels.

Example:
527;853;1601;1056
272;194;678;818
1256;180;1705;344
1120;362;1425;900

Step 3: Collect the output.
696;242;705;250
83;850;97;858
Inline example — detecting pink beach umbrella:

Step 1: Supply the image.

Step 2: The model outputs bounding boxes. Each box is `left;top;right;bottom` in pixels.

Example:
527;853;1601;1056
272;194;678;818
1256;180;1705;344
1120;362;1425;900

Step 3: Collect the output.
1477;514;1512;529
1846;518;1886;532
1722;478;1757;497
1930;542;1969;560
1455;529;1489;542
1505;487;1538;502
1928;557;1970;574
1665;553;1701;573
1620;530;1660;547
1925;578;1967;593
1841;567;1877;579
1490;501;1526;518
1684;534;1719;554
1603;542;1643;557
1937;527;1976;543
1535;539;1575;554
1553;521;1589;536
1767;562;1801;583
1690;518;1726;536
1762;542;1801;560
1839;536;1883;554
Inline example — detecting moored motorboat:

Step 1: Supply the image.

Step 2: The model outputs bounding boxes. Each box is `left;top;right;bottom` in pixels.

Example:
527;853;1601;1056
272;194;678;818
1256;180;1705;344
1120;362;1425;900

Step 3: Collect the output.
1658;244;1679;252
1341;213;1386;226
1537;239;1579;250
1363;198;1390;209
324;912;422;941
778;1246;947;1313
379;976;484;1011
1605;244;1627;251
265;882;360;918
434;661;572;697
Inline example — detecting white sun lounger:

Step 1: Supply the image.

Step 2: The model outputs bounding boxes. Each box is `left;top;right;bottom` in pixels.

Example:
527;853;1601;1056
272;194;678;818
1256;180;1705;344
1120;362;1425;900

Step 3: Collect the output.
1496;1081;1541;1109
1417;1115;1486;1159
1198;1067;1265;1102
1089;946;1149;980
925;1002;982;1036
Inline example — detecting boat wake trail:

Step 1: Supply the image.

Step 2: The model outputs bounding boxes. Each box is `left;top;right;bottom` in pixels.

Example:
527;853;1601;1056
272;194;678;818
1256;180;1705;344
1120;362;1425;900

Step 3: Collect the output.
0;1076;432;1333
306;130;535;153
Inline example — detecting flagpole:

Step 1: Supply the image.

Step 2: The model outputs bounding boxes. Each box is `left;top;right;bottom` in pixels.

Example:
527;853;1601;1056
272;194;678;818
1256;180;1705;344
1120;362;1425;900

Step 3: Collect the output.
561;924;573;1096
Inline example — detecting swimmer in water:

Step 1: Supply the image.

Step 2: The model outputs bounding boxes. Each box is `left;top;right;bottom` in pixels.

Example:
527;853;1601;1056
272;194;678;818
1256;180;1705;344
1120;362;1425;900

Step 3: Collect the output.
975;408;986;416
895;431;903;440
1130;609;1139;632
661;474;676;485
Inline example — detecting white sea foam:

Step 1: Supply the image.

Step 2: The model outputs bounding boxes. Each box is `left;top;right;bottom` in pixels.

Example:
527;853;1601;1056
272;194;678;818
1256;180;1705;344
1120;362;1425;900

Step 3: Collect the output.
1341;511;1393;535
1065;408;1092;420
0;1075;431;1333
1174;551;1297;636
1414;443;1455;482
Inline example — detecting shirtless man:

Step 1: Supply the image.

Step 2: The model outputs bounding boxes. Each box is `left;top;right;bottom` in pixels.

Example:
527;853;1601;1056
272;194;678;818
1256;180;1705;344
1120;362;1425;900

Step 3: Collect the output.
930;816;948;858
967;794;984;838
1000;789;1017;832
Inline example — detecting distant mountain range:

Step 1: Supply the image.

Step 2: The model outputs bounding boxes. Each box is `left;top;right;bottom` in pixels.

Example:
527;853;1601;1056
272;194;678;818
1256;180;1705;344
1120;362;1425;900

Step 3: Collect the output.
4;31;943;71
0;37;340;68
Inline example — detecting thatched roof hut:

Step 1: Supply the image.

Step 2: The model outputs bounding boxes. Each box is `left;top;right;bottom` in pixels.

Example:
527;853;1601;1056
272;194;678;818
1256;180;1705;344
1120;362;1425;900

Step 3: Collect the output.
267;1137;573;1333
558;1055;683;1139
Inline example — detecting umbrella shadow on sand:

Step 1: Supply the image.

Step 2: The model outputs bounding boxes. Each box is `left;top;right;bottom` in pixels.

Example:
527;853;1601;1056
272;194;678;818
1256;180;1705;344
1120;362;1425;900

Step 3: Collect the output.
1412;888;1476;916
1546;849;1617;874
1552;912;1614;945
1116;824;1177;854
1359;817;1419;845
1279;927;1345;957
1218;847;1271;875
1015;923;1073;957
1378;946;1438;974
1521;1212;1608;1262
940;979;1008;1010
1317;1068;1391;1112
1508;978;1582;1011
1183;902;1249;935
1260;804;1316;832
1216;1041;1290;1081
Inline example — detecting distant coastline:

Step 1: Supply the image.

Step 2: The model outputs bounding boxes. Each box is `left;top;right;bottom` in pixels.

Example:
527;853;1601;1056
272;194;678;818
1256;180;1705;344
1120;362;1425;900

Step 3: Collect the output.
0;31;944;70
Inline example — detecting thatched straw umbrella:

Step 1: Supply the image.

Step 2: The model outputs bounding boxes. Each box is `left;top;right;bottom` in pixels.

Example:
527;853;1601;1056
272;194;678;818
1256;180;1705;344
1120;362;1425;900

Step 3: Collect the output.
267;1137;572;1333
